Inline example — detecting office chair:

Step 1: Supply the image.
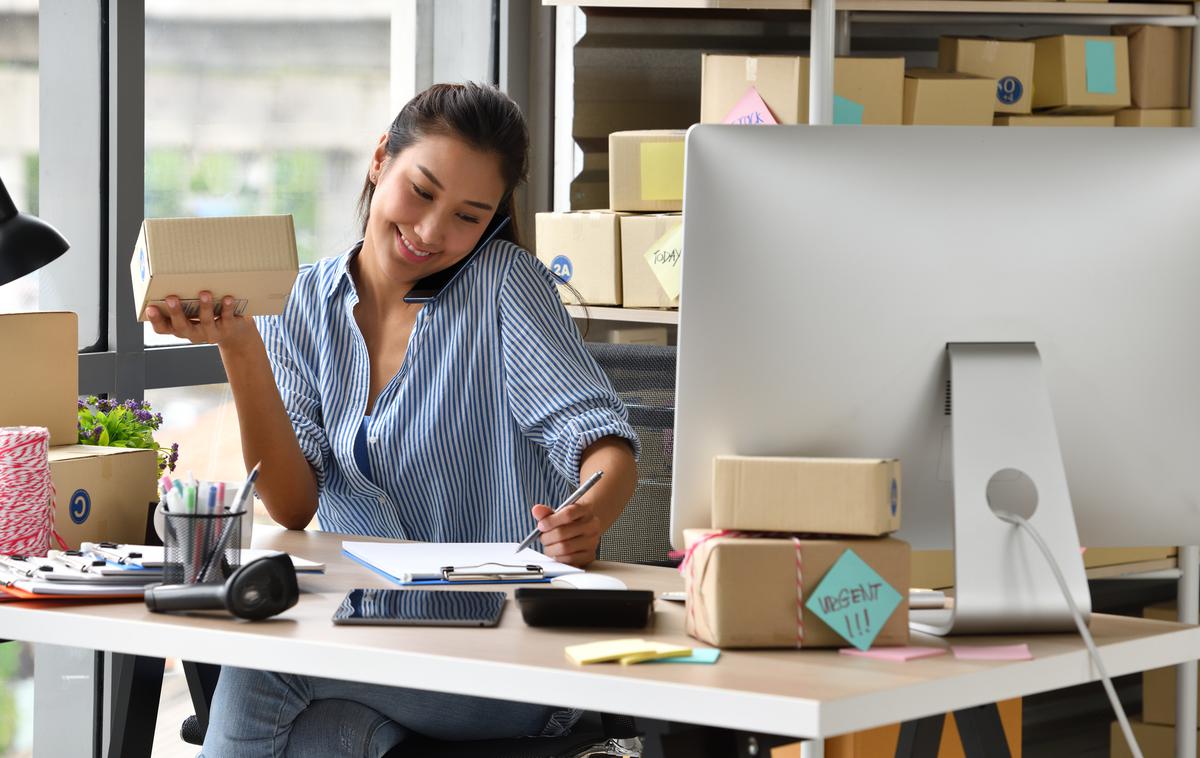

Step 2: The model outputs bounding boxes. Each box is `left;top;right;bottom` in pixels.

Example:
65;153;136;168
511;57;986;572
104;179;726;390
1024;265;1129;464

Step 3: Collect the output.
181;342;678;756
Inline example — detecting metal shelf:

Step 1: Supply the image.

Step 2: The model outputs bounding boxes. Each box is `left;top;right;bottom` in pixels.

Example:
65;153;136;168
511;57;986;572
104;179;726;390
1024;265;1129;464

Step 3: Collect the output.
546;0;1195;15
566;305;680;324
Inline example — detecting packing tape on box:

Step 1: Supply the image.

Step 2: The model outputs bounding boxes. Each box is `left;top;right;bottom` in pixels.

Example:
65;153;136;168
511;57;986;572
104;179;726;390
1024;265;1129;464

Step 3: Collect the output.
681;530;806;646
746;56;758;82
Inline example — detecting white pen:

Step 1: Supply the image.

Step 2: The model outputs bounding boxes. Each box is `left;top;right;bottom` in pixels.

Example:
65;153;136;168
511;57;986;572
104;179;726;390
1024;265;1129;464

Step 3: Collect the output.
514;470;604;554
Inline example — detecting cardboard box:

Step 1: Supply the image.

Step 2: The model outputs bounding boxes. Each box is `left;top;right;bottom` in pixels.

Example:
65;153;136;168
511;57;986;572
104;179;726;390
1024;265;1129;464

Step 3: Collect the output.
1110;718;1196;758
608;130;686;213
1142;601;1194;726
619;213;681;309
938;37;1036;114
49;445;158;549
772;698;1022;757
912;550;955;590
1116;109;1192;127
994;115;1116;126
131;215;299;321
0;311;78;445
683;529;910;649
0;312;157;552
607;326;670;346
1032;36;1131;113
713;456;901;536
1084;546;1176;568
1113;26;1192;109
903;69;997;126
700;54;904;126
701;54;806;124
534;211;624;306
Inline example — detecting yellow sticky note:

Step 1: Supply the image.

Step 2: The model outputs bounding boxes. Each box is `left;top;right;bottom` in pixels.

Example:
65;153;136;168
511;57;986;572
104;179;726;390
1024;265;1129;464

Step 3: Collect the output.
565;638;654;665
639;141;685;201
642;223;684;300
619;642;693;666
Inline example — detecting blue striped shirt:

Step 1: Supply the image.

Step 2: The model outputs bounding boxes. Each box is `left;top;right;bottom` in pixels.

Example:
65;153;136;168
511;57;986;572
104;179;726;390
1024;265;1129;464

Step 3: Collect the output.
256;239;639;543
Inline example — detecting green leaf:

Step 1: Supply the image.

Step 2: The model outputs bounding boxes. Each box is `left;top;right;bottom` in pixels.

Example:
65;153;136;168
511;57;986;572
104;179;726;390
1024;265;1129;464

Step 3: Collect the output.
97;428;109;447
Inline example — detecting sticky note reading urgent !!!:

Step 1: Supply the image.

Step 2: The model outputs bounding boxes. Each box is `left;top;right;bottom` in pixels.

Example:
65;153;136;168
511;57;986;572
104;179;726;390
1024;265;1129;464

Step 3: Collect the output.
643;223;683;300
640;141;685;201
723;87;778;126
1085;40;1118;95
805;549;902;651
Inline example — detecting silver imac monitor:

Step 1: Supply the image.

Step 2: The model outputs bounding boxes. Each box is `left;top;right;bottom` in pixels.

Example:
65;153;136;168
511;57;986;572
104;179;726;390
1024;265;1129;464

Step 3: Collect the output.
670;125;1200;635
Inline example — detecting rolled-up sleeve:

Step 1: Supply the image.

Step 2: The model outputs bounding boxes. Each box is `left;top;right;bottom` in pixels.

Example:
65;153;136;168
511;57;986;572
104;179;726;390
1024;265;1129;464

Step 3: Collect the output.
498;253;640;484
255;311;333;488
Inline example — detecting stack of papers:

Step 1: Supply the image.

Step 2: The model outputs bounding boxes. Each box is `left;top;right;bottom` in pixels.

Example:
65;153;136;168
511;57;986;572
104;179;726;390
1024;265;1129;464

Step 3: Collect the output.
0;545;324;600
565;638;695;666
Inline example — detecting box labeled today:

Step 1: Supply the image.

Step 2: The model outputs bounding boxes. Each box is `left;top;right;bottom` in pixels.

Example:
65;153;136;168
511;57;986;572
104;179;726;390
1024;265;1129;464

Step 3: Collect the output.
534;211;624;306
1032;35;1131;113
608;130;686;213
619;213;681;309
684;529;910;649
938;37;1035;114
700;54;904;126
713;456;901;536
1113;25;1192;109
903;69;996;126
132;215;299;321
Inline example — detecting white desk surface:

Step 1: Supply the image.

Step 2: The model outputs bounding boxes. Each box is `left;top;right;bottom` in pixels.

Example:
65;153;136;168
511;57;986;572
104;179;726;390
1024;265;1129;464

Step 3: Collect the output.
1;526;1198;740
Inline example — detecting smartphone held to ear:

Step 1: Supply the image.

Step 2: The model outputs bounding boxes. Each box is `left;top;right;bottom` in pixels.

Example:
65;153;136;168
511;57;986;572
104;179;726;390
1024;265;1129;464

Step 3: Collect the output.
403;214;511;303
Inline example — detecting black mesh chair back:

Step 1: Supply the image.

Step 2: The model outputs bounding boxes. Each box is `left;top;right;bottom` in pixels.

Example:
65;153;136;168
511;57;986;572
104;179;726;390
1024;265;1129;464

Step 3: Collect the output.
584;342;677;567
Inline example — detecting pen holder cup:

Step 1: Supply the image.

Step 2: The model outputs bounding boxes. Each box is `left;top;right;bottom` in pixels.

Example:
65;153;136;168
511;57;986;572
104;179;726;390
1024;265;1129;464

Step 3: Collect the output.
161;509;243;585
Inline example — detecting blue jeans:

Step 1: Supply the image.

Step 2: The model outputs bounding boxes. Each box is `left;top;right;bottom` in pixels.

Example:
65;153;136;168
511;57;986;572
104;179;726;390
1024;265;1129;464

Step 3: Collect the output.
199;666;580;757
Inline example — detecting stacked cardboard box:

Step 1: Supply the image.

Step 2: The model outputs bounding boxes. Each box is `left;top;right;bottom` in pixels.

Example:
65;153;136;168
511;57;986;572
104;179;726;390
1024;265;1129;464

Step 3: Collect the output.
0;312;157;550
903;69;997;126
684;456;910;649
1113;25;1192;128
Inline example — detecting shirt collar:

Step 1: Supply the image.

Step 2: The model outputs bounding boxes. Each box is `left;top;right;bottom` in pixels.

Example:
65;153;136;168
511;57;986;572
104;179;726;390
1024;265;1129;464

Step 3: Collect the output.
325;239;364;302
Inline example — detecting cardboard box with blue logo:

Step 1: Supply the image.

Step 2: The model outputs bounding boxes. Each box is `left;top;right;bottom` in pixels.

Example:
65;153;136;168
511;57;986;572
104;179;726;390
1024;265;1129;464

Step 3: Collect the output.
534;210;625;306
0;312;157;549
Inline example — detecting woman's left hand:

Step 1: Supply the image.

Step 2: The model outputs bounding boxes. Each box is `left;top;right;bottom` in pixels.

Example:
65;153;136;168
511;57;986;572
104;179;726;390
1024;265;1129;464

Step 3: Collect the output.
530;501;602;567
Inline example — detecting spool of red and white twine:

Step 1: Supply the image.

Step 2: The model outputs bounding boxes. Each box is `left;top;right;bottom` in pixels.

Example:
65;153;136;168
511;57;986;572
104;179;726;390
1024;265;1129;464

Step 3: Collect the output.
0;427;65;556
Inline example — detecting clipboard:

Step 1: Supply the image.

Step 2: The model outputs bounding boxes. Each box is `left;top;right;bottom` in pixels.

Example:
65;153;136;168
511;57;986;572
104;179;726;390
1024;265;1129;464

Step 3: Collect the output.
341;541;582;586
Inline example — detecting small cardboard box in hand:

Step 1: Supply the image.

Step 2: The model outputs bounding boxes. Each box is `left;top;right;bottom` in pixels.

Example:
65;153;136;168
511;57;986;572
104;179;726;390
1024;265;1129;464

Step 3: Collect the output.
132;215;299;321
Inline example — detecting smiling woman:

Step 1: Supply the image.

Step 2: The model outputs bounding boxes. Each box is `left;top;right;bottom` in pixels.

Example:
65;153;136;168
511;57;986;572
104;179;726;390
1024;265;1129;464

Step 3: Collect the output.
145;82;640;757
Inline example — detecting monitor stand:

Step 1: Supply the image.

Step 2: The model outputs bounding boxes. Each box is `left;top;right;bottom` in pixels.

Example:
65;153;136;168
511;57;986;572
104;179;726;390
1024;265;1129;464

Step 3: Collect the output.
910;343;1091;636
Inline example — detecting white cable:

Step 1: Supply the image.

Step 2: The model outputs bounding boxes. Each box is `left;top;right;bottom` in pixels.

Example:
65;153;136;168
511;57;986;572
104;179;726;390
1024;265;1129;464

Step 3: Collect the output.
994;511;1144;758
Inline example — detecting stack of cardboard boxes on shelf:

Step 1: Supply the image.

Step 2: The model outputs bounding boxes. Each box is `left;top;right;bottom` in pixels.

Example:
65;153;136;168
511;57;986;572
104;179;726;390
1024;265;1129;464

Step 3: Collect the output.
535;26;1190;338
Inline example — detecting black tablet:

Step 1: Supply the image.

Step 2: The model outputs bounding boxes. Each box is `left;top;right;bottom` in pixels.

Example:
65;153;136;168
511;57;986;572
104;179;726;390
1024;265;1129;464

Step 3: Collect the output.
332;589;506;627
515;588;654;628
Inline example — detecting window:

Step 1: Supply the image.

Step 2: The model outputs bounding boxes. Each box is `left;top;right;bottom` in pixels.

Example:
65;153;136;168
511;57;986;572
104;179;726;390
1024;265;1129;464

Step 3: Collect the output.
0;0;40;319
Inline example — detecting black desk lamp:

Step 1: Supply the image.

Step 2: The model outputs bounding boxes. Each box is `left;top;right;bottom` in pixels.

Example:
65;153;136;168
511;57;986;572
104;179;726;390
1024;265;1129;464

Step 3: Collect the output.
0;175;69;286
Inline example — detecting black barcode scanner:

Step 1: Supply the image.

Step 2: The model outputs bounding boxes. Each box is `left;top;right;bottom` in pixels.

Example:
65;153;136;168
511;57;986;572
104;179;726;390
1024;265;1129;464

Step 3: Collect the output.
145;553;299;621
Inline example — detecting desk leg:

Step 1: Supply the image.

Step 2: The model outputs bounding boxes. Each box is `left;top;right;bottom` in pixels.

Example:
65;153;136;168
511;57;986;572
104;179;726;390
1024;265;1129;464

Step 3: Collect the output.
895;714;944;758
952;704;1011;758
1177;544;1199;758
106;653;164;758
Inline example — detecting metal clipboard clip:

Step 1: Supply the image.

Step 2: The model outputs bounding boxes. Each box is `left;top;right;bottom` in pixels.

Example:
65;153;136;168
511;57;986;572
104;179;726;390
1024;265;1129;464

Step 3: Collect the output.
440;562;544;582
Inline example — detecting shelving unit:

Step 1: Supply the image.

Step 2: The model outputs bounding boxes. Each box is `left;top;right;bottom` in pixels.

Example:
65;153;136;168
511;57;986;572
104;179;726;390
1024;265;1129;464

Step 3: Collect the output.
548;0;1194;14
565;305;680;324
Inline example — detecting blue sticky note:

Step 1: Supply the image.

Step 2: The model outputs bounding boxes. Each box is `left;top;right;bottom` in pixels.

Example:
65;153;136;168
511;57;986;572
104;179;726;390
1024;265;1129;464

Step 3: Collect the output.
804;549;902;651
647;648;721;664
1085;40;1118;95
833;95;865;125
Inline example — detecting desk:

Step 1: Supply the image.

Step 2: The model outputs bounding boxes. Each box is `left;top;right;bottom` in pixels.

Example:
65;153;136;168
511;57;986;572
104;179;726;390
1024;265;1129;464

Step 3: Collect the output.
5;526;1200;756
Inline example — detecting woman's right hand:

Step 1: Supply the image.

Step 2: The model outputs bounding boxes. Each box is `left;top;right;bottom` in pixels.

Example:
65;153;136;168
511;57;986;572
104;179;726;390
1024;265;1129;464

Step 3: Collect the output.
145;291;259;351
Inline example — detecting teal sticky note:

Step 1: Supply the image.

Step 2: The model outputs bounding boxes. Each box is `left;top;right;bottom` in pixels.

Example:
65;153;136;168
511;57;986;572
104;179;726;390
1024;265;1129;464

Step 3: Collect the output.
1085;40;1118;95
833;95;865;125
647;648;721;664
804;549;902;651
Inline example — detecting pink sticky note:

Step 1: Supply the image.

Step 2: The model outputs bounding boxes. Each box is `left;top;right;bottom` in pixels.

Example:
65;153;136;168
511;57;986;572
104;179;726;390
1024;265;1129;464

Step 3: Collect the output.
951;644;1034;661
839;646;947;662
722;87;778;126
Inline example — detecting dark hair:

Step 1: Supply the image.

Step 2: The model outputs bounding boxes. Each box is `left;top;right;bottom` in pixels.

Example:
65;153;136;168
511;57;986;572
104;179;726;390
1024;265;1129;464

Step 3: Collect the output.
356;82;530;247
